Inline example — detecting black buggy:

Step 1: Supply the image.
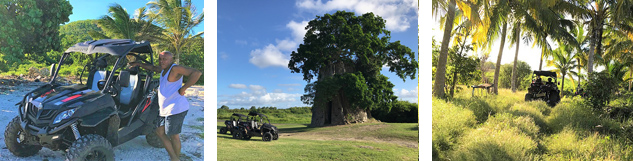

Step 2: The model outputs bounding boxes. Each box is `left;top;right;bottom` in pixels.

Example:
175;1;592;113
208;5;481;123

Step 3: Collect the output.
219;113;247;135
234;112;279;141
525;70;561;107
4;39;164;161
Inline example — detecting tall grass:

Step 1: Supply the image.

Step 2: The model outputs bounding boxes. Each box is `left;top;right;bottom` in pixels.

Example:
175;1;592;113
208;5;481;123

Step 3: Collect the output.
543;127;633;160
546;97;621;134
450;113;539;160
432;97;476;160
433;87;633;161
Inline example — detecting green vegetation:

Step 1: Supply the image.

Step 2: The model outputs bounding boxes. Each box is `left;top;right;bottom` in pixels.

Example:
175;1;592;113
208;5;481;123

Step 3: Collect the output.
217;106;312;124
288;11;418;126
433;89;633;160
217;122;418;161
0;1;204;85
0;0;73;71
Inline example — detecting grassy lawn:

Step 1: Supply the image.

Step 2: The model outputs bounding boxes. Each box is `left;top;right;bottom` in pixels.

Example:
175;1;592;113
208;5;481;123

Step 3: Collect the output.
217;122;418;161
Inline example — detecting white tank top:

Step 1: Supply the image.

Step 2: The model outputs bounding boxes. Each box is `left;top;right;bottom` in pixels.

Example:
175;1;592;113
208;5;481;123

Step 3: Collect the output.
158;64;189;116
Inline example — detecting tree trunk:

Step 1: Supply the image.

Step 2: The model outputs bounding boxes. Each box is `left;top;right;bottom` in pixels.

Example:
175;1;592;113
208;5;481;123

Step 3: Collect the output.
493;22;508;94
588;26;595;74
511;25;520;92
432;0;456;98
450;72;457;97
577;59;581;91
310;59;368;127
539;49;544;71
561;74;565;98
330;91;345;125
310;93;327;127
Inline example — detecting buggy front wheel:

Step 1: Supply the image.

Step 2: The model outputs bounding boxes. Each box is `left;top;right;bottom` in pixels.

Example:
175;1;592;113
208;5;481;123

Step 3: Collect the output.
262;132;272;142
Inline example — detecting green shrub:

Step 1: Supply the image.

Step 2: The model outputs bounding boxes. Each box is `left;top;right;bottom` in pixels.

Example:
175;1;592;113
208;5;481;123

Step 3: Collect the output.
372;100;418;123
432;97;477;160
585;71;620;110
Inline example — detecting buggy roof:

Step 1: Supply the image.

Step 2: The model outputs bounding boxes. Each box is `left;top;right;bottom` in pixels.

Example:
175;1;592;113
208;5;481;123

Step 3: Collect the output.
232;113;247;118
248;111;268;118
533;71;557;77
64;39;152;56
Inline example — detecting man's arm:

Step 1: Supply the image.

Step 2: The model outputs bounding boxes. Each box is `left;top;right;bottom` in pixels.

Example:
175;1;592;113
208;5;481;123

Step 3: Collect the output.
129;62;161;73
172;65;202;95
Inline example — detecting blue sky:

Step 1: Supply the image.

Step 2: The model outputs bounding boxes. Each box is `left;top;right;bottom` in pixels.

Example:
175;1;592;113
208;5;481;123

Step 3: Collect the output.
67;0;204;35
218;0;419;109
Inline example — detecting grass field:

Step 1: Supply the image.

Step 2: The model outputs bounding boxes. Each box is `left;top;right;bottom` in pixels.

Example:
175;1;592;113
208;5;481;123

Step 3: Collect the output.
217;121;419;160
433;88;633;160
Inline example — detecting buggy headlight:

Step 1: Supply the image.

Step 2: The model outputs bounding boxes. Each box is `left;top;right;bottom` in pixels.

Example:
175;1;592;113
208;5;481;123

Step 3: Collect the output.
53;109;76;124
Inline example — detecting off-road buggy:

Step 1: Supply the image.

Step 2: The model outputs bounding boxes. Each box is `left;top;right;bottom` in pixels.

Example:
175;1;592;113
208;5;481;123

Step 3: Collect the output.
219;113;247;135
525;70;561;107
4;39;164;161
234;112;279;141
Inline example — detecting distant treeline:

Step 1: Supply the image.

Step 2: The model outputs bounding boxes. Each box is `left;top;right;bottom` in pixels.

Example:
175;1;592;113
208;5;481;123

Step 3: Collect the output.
217;106;312;124
217;100;418;124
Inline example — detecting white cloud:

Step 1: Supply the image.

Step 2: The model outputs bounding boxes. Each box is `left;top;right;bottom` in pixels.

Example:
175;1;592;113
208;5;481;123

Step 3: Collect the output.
296;0;416;32
229;84;247;89
276;39;298;51
220;52;229;60
249;21;309;68
249;85;266;91
249;44;290;68
396;86;418;98
286;20;309;42
218;84;304;107
278;83;302;87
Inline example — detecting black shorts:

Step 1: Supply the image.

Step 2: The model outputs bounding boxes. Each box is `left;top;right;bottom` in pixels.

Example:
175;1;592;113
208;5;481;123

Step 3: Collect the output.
158;110;188;136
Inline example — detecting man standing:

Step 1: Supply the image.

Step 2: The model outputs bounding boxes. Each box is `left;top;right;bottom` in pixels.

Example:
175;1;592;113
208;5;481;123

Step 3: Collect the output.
129;51;202;161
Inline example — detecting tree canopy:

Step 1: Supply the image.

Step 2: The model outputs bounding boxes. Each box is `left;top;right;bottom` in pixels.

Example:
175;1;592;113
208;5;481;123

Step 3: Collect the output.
0;0;72;71
289;11;417;125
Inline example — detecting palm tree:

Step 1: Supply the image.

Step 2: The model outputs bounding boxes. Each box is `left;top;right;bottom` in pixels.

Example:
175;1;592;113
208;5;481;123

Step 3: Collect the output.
89;3;163;42
547;44;578;97
577;0;633;74
147;0;204;64
480;0;579;94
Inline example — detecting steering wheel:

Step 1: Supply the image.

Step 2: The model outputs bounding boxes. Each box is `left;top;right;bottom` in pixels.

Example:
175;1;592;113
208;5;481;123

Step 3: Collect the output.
109;78;120;99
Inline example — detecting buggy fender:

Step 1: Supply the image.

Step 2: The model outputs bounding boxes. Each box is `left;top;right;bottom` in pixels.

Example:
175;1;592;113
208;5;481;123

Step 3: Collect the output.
72;94;117;127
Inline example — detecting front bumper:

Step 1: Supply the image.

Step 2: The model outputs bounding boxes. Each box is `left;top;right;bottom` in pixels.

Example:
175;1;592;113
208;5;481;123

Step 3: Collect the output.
19;116;78;144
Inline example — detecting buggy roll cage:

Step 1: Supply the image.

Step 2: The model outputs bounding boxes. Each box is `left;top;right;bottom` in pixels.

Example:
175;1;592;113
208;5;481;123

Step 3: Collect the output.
531;70;558;83
231;113;248;121
248;111;271;124
50;39;154;94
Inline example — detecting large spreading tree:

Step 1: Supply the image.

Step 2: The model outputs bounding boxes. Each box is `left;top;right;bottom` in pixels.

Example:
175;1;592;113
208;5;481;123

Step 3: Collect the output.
288;11;418;127
0;0;72;71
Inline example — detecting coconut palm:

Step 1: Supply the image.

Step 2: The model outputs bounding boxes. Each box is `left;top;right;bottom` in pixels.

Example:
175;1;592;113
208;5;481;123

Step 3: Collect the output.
548;43;578;97
147;0;204;64
478;0;579;94
576;0;633;74
89;3;163;42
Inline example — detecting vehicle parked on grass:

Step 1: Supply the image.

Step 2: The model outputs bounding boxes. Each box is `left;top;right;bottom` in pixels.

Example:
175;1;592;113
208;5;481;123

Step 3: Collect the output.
4;39;164;161
219;113;247;135
234;111;279;141
525;70;561;107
